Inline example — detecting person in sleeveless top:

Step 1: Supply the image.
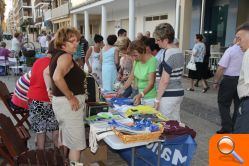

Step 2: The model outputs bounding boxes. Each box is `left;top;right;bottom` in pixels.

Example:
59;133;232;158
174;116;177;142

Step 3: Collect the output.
85;34;103;84
116;37;133;97
49;27;86;163
101;35;119;91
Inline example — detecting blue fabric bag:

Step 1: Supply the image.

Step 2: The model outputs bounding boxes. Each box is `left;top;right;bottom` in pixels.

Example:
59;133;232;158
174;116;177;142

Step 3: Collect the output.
118;135;197;166
109;98;134;106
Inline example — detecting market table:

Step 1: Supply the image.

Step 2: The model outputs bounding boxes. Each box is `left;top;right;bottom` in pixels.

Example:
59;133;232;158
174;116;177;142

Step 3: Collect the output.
104;134;162;166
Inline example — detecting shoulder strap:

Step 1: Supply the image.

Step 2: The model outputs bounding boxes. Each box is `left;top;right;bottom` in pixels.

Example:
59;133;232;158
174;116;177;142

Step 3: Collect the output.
162;49;167;62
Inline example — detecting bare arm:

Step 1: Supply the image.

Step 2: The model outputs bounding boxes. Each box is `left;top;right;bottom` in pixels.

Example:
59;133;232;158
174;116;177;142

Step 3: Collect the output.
85;47;92;72
99;51;103;64
123;67;134;89
53;53;80;111
43;66;52;90
114;48;119;66
43;66;53;100
213;65;225;89
156;70;170;100
214;66;225;83
133;71;156;105
52;54;73;99
154;70;170;109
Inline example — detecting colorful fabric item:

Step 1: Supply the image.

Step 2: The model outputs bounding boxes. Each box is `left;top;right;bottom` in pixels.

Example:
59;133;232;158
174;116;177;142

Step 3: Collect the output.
161;120;196;139
125;105;168;121
11;71;31;109
133;56;157;99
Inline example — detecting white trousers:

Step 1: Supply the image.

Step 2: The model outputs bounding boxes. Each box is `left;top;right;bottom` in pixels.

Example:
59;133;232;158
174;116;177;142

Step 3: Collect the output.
159;96;183;122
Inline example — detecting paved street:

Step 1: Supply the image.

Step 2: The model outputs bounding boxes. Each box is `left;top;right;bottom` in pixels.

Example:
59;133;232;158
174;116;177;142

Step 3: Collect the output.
0;39;221;165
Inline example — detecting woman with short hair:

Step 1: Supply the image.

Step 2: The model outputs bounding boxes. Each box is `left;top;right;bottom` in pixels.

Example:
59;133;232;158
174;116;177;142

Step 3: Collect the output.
153;23;184;121
187;34;208;93
49;27;86;162
85;34;103;83
119;40;157;106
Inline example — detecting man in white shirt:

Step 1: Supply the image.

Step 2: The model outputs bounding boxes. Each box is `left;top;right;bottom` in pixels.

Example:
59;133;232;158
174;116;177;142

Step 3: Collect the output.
234;22;249;133
39;32;47;53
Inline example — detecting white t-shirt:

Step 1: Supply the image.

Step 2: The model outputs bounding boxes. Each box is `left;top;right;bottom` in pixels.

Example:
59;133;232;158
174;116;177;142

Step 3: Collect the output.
39;35;47;47
11;37;21;53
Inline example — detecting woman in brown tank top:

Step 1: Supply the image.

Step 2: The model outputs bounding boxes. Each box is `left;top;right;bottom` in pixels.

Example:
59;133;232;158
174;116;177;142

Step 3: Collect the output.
49;27;86;163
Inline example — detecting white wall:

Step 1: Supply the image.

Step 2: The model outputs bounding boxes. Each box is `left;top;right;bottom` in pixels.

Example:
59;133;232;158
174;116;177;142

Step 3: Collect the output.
106;0;176;37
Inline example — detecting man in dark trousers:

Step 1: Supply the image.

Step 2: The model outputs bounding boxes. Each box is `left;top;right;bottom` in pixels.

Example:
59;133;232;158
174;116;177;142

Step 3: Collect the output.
234;22;249;133
213;37;243;134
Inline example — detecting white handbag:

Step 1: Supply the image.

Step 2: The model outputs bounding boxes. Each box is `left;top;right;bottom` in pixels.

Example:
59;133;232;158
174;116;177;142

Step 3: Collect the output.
186;56;196;71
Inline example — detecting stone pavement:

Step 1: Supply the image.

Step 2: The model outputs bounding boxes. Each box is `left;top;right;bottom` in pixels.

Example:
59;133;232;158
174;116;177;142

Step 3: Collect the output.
0;75;221;165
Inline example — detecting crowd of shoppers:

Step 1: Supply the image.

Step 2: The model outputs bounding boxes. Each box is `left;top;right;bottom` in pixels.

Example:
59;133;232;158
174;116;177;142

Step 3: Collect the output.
6;20;249;166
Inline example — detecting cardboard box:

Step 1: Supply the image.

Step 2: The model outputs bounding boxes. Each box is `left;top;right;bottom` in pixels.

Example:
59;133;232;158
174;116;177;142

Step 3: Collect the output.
80;141;107;165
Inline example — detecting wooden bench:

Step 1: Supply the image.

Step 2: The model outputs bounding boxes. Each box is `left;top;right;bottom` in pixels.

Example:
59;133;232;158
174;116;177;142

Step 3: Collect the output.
0;113;65;166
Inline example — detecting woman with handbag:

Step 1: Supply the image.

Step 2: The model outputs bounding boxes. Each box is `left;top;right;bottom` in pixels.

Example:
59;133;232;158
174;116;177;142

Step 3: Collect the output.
187;34;209;93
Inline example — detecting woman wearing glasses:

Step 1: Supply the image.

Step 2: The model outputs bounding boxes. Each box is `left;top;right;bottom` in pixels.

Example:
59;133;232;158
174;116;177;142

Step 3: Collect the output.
49;27;86;163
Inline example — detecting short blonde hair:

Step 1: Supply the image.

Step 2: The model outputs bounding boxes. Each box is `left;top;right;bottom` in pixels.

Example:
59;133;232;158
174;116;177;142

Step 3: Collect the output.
153;23;175;43
54;27;81;49
116;37;131;51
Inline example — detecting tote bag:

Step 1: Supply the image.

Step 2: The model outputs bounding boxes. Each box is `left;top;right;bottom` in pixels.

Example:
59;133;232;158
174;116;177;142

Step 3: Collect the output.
186;56;196;71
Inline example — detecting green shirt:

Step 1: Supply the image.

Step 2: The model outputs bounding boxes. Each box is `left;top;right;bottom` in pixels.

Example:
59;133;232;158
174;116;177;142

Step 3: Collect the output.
134;56;157;99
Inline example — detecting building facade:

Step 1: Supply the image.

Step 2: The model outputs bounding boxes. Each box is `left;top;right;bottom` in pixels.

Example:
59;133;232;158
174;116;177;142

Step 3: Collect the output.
13;0;34;31
190;0;249;49
34;0;52;34
69;0;183;45
42;0;70;33
6;10;15;34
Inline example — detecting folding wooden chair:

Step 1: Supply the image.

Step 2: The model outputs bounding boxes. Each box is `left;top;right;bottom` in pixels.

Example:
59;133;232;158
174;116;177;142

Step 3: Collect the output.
0;123;30;165
0;80;30;127
0;114;65;166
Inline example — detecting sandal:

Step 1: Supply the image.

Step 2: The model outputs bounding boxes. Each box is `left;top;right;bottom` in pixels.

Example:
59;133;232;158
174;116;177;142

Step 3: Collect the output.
186;88;194;91
202;87;209;93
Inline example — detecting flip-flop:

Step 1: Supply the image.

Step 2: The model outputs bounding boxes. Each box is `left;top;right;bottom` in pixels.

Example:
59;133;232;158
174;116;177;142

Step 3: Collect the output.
186;88;194;91
202;87;209;93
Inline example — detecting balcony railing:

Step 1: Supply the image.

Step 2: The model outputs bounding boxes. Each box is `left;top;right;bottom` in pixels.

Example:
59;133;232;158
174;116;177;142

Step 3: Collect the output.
51;2;69;19
44;9;52;21
34;0;51;8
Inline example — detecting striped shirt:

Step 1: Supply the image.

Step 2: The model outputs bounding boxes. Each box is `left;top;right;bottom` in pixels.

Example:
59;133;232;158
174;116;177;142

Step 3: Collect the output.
11;71;31;109
159;48;184;97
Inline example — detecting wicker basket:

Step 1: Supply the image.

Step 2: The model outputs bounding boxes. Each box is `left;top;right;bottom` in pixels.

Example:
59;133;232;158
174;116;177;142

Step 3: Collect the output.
112;127;163;144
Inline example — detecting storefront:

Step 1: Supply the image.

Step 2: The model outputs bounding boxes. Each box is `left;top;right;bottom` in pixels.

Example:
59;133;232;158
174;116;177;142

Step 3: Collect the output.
190;0;249;48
